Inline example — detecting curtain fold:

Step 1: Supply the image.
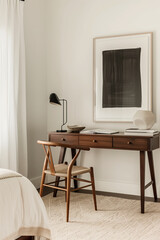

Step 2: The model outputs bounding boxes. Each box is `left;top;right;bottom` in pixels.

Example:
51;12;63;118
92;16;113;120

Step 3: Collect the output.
0;0;28;177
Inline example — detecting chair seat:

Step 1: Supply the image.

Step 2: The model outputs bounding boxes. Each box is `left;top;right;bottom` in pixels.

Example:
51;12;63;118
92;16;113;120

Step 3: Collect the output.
44;164;90;177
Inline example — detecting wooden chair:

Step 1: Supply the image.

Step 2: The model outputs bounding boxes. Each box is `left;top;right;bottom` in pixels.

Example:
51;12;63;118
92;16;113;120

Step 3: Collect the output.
37;140;97;222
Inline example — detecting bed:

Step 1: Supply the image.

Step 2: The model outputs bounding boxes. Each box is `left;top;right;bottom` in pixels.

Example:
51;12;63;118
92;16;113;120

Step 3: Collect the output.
0;169;51;240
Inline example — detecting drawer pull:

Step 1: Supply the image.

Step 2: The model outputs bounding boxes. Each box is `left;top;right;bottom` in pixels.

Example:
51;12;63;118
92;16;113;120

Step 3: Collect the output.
61;138;66;141
127;141;133;145
93;140;97;143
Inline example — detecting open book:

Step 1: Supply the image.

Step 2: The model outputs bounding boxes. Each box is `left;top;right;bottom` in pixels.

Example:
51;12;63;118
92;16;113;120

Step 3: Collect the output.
81;129;119;134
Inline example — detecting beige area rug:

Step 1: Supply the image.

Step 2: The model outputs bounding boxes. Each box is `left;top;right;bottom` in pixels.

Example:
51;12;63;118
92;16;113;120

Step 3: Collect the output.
43;192;160;240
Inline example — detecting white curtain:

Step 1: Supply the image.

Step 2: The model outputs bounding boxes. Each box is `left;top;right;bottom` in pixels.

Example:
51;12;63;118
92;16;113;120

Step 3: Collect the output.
0;0;28;176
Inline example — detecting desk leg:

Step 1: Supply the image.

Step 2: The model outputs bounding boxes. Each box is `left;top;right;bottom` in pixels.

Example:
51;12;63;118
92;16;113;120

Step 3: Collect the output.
147;151;157;202
53;147;66;197
71;148;78;189
140;151;145;213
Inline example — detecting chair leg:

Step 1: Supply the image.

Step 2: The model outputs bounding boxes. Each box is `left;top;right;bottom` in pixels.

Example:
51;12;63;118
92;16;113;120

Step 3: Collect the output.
90;167;97;210
39;171;46;197
66;175;71;222
65;178;67;202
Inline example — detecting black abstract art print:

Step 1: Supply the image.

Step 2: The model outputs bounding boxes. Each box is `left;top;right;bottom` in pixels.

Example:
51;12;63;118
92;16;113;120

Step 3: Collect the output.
102;48;142;108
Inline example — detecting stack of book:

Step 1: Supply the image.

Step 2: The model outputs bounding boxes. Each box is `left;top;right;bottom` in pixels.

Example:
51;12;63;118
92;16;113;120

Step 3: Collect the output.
81;129;119;134
124;128;159;136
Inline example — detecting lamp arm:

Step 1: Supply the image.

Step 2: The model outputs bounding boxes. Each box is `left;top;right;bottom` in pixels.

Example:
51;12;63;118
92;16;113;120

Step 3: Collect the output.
60;99;67;131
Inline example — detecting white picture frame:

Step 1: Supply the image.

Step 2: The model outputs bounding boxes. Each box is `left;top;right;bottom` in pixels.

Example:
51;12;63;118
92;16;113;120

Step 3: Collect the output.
93;32;152;122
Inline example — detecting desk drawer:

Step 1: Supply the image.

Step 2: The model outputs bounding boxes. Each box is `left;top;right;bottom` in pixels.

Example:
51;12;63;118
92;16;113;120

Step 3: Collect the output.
113;137;148;150
79;135;112;148
49;134;78;145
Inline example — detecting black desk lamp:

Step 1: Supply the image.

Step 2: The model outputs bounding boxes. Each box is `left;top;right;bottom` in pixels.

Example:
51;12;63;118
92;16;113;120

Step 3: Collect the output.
49;93;67;132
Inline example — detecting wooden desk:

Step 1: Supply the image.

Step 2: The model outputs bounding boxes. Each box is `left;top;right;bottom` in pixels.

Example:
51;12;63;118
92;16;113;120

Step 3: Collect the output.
49;132;160;213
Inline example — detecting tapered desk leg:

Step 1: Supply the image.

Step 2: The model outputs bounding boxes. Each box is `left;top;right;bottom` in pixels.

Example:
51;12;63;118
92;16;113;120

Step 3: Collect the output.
53;147;66;197
147;151;157;202
71;148;78;189
140;151;145;213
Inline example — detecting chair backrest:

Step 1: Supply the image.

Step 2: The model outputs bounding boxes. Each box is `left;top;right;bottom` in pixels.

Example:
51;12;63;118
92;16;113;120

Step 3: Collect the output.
37;140;56;174
37;140;90;175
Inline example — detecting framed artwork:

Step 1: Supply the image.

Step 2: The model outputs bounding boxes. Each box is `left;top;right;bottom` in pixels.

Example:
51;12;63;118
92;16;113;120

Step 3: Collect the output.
93;32;152;122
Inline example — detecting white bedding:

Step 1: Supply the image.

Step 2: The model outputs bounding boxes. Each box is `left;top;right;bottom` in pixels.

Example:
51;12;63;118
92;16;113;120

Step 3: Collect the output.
0;169;51;240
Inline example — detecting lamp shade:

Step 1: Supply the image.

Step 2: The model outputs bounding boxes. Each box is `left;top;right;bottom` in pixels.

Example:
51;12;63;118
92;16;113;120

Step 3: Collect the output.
49;93;61;105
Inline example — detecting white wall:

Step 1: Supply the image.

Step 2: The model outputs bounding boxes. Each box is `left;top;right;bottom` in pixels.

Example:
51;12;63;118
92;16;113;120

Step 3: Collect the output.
24;0;47;184
46;0;160;197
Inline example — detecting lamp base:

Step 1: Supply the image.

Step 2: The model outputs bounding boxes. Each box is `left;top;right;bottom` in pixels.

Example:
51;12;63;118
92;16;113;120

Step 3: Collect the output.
56;130;67;132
